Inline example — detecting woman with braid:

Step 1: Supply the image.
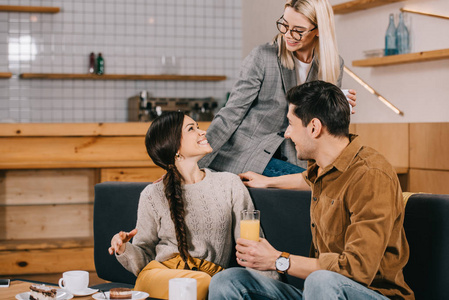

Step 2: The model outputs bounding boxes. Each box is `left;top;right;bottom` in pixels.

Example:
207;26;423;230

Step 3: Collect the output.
108;111;256;299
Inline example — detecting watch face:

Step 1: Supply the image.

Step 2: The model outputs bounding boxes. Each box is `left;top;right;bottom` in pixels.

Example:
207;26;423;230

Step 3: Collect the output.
276;256;290;272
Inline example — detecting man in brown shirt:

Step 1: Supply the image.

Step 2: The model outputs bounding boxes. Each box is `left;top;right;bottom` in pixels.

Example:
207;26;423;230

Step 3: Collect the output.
209;80;414;299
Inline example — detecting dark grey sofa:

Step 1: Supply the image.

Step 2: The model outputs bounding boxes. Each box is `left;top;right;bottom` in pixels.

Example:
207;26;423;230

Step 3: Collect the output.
93;181;449;300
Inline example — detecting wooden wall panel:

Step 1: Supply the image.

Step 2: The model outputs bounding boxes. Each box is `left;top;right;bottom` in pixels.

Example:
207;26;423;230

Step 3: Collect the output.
410;123;449;170
0;247;94;275
0;204;93;240
352;123;409;169
408;169;449;194
0;137;152;169
0;169;97;205
101;167;165;182
0;237;93;251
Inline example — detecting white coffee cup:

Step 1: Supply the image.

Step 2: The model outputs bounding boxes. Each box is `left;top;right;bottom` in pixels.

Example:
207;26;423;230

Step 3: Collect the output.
58;270;89;293
169;278;197;300
340;89;353;112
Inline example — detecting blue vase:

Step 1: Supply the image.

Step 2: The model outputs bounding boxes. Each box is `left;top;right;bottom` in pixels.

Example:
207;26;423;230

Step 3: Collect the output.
396;12;410;54
385;13;398;56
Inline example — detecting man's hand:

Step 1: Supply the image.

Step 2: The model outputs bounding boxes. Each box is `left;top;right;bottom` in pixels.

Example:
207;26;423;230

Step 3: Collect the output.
240;172;310;190
239;172;271;188
108;228;138;255
235;238;280;271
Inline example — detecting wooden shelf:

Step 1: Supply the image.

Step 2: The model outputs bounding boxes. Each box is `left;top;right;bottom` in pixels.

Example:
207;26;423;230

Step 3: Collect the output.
0;72;12;79
333;0;406;14
352;48;449;67
0;5;60;13
20;73;227;81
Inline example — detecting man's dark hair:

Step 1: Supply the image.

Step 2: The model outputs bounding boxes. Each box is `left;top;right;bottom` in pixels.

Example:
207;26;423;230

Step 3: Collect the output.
286;80;350;137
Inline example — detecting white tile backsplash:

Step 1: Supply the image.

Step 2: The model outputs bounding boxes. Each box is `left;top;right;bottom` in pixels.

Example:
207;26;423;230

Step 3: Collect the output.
0;0;241;123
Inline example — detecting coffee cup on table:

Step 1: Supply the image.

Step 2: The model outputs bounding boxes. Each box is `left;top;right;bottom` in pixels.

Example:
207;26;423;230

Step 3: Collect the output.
58;270;89;293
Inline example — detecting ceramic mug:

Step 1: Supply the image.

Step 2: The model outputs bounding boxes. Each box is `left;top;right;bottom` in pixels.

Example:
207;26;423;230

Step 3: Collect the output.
340;89;353;111
58;270;89;293
169;278;197;300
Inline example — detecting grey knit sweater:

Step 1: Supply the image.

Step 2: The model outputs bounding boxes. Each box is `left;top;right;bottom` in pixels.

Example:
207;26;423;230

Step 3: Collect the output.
117;168;255;276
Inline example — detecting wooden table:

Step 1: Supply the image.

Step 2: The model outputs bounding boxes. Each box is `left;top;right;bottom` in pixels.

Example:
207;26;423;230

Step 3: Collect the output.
1;280;98;300
1;280;157;300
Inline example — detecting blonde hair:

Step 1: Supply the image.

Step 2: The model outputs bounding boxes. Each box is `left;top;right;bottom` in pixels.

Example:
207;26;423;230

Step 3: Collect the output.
273;0;341;85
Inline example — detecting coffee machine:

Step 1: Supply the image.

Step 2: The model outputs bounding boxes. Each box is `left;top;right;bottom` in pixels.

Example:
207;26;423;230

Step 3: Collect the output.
128;91;218;122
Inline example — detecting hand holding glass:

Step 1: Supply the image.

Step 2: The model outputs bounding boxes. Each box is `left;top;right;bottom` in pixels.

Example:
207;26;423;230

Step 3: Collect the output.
240;210;260;241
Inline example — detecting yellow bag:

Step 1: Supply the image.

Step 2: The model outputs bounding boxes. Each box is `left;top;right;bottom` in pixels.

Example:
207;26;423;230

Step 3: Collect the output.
134;255;224;300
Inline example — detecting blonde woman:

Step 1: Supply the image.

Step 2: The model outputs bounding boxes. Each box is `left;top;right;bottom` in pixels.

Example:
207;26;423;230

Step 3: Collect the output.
199;0;356;177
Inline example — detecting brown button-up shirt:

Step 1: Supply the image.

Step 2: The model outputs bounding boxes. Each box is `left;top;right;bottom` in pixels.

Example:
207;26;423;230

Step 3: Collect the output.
303;135;414;299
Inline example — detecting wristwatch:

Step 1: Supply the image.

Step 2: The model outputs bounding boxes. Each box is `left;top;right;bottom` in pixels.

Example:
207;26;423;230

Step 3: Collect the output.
275;252;290;274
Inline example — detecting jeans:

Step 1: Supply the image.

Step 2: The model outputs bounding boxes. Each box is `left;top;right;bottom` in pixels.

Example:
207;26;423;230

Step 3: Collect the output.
208;268;390;300
262;158;305;177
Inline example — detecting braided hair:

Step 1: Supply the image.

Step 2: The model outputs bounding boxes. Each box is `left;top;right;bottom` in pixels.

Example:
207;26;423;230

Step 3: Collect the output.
145;111;191;266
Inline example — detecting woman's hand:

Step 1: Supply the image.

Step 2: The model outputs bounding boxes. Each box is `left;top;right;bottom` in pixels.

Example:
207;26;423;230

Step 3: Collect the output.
347;89;357;114
108;228;138;255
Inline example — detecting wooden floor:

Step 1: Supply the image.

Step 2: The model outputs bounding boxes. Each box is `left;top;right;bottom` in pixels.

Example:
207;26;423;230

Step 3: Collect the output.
6;271;108;286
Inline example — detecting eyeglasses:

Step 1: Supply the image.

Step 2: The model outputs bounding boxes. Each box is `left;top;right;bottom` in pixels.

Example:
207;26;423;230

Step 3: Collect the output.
276;16;317;41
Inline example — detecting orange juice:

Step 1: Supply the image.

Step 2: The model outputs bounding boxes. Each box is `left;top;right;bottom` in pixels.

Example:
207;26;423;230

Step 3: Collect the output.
240;219;260;241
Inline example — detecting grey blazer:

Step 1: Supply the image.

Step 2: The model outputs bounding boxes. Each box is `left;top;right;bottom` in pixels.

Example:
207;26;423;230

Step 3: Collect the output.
199;43;343;174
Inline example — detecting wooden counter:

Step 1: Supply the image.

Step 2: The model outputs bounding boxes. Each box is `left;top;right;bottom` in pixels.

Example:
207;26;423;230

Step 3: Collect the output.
0;122;210;170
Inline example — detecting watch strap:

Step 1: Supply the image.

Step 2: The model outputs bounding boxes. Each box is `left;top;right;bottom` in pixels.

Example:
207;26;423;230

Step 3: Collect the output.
276;252;291;274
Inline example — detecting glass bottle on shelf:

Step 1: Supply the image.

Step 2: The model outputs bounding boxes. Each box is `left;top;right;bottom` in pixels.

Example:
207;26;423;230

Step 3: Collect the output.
89;52;95;74
396;12;410;54
384;13;398;56
96;53;104;75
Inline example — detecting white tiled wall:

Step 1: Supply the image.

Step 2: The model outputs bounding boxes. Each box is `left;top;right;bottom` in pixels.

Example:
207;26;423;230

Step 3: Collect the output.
0;0;242;122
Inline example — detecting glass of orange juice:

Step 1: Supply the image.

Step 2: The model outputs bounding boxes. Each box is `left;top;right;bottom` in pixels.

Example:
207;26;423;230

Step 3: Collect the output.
240;210;260;241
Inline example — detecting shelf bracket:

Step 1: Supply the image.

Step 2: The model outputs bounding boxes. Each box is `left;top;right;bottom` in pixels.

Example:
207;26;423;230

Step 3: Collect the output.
400;8;449;20
344;66;404;116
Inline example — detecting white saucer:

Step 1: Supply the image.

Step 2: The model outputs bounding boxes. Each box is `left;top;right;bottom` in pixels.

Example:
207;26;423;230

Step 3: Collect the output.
64;287;98;296
16;290;73;300
92;290;149;300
